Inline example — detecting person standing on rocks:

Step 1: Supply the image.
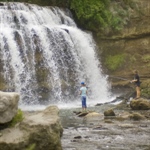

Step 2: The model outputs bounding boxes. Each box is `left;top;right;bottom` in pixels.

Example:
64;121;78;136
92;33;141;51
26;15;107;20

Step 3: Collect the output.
131;70;141;99
79;82;87;111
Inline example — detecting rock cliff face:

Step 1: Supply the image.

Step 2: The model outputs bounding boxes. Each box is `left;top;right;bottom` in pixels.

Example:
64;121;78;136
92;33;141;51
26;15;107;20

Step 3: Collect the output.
96;0;150;98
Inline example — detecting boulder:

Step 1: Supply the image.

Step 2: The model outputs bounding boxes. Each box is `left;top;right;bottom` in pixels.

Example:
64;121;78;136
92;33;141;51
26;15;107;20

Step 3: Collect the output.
0;106;63;150
130;98;150;110
0;91;19;124
129;113;145;121
104;109;116;116
85;112;102;118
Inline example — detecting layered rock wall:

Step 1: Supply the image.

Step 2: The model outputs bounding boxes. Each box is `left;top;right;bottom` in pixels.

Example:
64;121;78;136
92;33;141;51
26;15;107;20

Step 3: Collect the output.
96;0;150;97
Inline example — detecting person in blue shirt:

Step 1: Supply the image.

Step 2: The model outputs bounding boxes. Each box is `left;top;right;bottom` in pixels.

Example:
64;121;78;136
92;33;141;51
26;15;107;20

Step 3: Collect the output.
79;82;87;111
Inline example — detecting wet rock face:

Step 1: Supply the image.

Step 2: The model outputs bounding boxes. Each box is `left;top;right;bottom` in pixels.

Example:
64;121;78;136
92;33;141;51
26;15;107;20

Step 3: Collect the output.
0;91;19;124
96;0;150;98
130;98;150;110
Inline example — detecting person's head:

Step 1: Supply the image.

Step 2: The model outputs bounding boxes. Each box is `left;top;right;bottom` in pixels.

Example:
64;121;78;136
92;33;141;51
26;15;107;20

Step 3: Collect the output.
133;70;138;74
81;82;85;86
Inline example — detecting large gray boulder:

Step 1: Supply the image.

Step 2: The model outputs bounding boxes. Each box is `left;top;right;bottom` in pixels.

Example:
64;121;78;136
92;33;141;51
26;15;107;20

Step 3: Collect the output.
0;106;63;150
0;91;19;124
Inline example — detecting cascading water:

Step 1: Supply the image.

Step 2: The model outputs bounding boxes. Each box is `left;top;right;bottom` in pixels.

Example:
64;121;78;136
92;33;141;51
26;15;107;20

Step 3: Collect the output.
0;2;110;109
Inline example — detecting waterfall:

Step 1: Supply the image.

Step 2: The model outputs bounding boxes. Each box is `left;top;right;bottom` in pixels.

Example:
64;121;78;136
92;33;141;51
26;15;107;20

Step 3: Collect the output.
0;2;110;108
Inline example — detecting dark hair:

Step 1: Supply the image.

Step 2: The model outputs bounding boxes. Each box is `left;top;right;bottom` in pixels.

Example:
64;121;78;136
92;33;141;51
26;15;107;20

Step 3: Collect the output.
134;70;138;74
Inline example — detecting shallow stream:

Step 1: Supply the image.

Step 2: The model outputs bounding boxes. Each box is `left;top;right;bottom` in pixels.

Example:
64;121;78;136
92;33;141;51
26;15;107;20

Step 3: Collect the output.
60;105;150;150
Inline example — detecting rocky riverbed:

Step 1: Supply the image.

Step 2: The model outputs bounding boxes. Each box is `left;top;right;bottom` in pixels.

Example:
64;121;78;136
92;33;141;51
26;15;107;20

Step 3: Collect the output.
60;104;150;150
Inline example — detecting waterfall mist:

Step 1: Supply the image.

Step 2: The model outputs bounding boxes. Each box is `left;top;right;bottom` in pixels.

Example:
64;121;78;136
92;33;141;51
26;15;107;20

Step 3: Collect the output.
0;3;110;109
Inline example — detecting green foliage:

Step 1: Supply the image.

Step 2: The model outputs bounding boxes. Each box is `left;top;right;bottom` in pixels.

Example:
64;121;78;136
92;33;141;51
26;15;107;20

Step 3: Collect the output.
141;88;150;98
71;0;109;30
9;109;24;127
105;54;125;71
70;0;124;32
110;16;123;31
26;143;36;150
123;0;132;5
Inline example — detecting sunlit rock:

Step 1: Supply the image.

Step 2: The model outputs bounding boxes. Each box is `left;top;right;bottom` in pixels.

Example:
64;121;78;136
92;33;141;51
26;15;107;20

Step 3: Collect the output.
0;91;19;124
118;124;135;128
0;106;63;150
130;98;150;110
85;112;102;118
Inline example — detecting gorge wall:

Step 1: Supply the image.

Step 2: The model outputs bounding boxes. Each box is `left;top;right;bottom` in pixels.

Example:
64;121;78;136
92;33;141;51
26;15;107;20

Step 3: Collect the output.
95;0;150;98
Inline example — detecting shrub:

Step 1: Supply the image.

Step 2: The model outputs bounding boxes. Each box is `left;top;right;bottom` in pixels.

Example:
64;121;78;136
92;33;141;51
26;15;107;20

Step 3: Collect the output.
70;0;114;31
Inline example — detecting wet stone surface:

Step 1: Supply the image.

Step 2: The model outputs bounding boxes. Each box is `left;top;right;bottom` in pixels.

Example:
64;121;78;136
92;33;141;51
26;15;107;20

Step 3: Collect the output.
60;107;150;150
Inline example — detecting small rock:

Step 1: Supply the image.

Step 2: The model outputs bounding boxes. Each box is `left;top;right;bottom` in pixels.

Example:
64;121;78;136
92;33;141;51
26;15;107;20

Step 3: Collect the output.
73;111;81;115
104;116;116;119
85;112;102;118
74;136;82;139
93;125;108;130
77;112;88;117
95;103;103;106
104;109;116;116
71;140;77;142
93;125;102;130
104;120;113;123
140;124;148;128
129;112;145;120
118;124;135;128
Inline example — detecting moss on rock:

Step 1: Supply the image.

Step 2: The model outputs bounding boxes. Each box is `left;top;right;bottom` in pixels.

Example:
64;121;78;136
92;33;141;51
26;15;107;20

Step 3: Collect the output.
104;109;116;116
9;109;24;127
105;54;126;71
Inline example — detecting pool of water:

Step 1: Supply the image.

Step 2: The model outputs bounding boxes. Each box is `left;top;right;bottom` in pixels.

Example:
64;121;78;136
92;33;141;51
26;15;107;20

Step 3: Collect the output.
60;106;150;150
